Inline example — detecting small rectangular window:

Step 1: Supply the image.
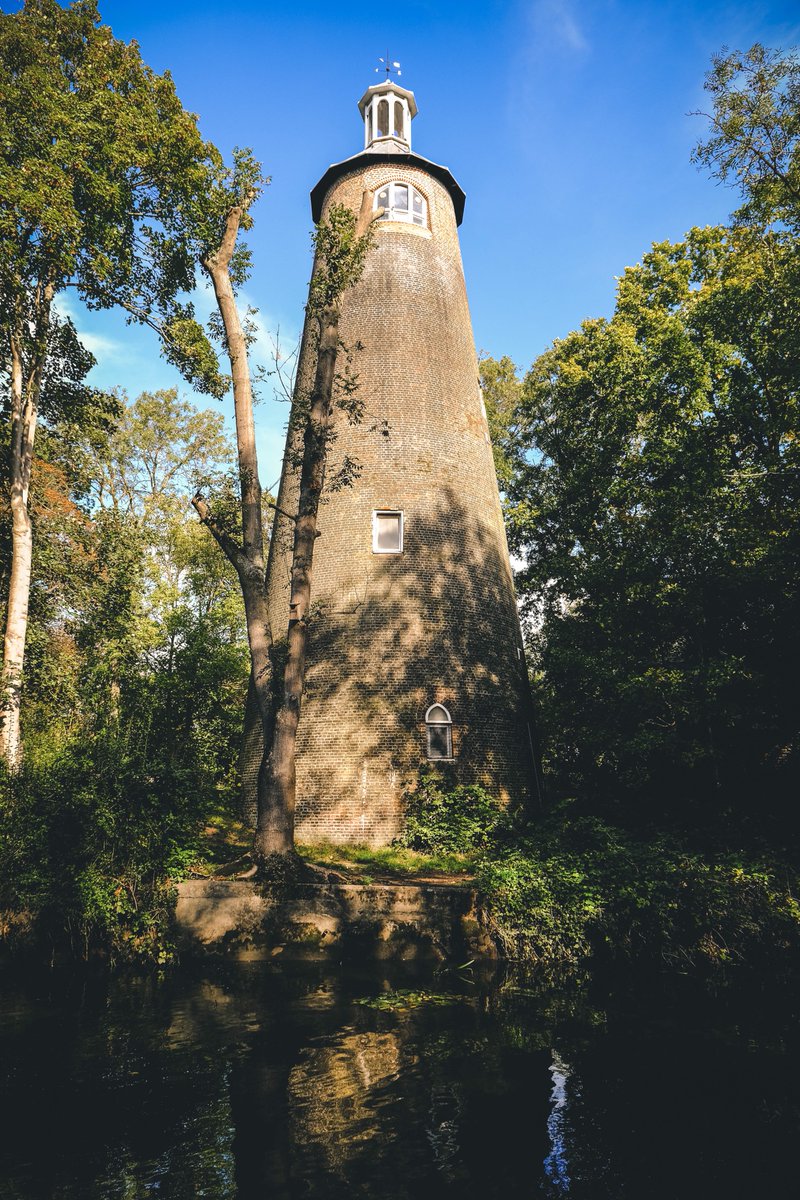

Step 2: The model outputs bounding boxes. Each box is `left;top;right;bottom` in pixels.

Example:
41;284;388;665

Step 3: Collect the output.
373;510;403;553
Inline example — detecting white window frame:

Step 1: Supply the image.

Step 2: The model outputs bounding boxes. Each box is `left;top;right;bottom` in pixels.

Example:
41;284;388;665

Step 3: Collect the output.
374;182;428;228
372;509;404;554
425;704;453;760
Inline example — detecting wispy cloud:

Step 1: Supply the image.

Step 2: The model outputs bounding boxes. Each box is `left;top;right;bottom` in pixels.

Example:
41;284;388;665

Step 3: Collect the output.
528;0;589;56
53;294;129;364
78;330;126;360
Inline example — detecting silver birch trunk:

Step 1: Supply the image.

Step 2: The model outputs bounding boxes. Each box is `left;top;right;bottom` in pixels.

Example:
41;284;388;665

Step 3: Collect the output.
193;203;274;829
1;287;53;769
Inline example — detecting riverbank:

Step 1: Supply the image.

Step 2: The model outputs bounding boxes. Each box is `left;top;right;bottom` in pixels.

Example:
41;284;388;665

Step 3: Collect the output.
3;759;800;974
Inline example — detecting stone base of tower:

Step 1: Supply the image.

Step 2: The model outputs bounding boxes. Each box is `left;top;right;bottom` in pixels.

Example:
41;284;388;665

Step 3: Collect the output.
173;879;499;961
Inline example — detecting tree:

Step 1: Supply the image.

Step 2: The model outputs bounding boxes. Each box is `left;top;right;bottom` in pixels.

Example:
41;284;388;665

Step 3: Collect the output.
91;387;241;686
194;192;379;860
0;0;226;766
94;389;231;518
479;354;524;491
692;43;800;230
254;196;378;859
188;153;282;853
508;225;800;835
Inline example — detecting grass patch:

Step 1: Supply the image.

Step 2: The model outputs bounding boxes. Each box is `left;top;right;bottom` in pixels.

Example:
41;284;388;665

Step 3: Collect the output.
194;806;251;869
298;842;475;880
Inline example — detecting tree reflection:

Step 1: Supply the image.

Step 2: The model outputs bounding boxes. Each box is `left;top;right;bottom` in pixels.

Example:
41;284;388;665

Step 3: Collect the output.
3;966;800;1198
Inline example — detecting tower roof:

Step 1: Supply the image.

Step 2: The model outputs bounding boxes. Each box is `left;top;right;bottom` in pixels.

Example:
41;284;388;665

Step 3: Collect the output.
310;150;466;225
310;77;466;225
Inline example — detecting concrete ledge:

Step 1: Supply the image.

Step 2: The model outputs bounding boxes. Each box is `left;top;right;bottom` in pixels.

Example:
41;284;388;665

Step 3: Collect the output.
174;879;497;962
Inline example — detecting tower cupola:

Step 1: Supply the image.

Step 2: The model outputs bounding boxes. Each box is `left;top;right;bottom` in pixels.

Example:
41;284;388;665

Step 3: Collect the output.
358;80;418;153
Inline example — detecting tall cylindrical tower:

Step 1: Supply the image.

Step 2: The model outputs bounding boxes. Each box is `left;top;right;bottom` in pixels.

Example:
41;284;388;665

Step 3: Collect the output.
266;79;534;845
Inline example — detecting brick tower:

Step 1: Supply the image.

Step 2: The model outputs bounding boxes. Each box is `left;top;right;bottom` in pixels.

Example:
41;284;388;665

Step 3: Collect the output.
266;77;534;844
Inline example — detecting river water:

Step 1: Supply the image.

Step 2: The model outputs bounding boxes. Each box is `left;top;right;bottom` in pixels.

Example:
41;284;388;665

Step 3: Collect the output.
1;960;799;1198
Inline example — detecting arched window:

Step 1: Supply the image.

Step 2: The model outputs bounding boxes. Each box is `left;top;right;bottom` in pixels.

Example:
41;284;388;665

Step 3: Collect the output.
374;182;428;228
394;100;404;139
425;704;453;760
377;98;389;139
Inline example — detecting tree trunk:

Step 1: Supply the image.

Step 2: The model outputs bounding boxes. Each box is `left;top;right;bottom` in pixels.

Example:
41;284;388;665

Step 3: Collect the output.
253;191;377;860
239;667;263;827
1;289;52;769
197;193;376;862
254;305;340;856
194;203;274;831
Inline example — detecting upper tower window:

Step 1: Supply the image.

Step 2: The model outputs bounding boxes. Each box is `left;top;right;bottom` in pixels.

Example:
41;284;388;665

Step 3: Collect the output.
375;183;428;227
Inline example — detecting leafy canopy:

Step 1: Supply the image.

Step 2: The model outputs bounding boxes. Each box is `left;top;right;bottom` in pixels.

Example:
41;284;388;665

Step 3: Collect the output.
0;0;264;396
507;224;800;828
693;44;800;231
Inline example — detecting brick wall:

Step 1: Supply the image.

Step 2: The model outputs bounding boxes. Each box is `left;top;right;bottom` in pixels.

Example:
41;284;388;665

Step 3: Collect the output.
265;159;534;845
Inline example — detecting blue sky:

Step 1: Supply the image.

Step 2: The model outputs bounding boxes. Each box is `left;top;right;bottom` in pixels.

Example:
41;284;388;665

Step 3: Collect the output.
51;0;800;486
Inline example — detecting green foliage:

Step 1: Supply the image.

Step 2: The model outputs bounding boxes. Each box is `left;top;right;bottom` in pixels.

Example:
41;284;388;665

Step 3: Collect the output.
355;990;463;1011
477;813;800;973
308;203;375;314
0;0;270;455
398;769;509;855
692;44;800;232
506;225;800;830
479;354;524;490
0;0;239;394
0;387;248;961
0;736;208;964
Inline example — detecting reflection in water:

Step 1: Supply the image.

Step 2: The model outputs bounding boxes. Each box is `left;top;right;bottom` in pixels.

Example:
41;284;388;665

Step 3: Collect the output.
426;1082;464;1182
289;1030;403;1179
543;1050;572;1194
1;964;800;1198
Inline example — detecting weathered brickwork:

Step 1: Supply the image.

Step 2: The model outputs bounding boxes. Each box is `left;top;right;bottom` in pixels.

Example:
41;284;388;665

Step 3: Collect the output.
266;154;534;845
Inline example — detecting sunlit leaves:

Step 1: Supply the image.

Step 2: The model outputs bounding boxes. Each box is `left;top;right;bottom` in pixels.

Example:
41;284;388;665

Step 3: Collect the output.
509;224;800;824
692;44;800;231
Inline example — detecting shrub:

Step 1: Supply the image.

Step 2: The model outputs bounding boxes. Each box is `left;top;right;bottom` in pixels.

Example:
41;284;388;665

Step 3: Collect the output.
397;769;509;855
475;811;800;973
0;733;215;964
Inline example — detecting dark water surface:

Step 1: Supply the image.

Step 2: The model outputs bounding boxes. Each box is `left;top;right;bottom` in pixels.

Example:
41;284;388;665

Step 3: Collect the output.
1;959;799;1199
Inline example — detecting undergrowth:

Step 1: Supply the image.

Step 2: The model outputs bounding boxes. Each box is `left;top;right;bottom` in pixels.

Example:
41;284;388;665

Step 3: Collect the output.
398;774;800;974
0;737;230;965
396;768;509;854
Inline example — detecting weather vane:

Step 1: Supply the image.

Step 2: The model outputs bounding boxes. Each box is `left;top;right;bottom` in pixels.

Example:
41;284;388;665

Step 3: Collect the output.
376;52;401;79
